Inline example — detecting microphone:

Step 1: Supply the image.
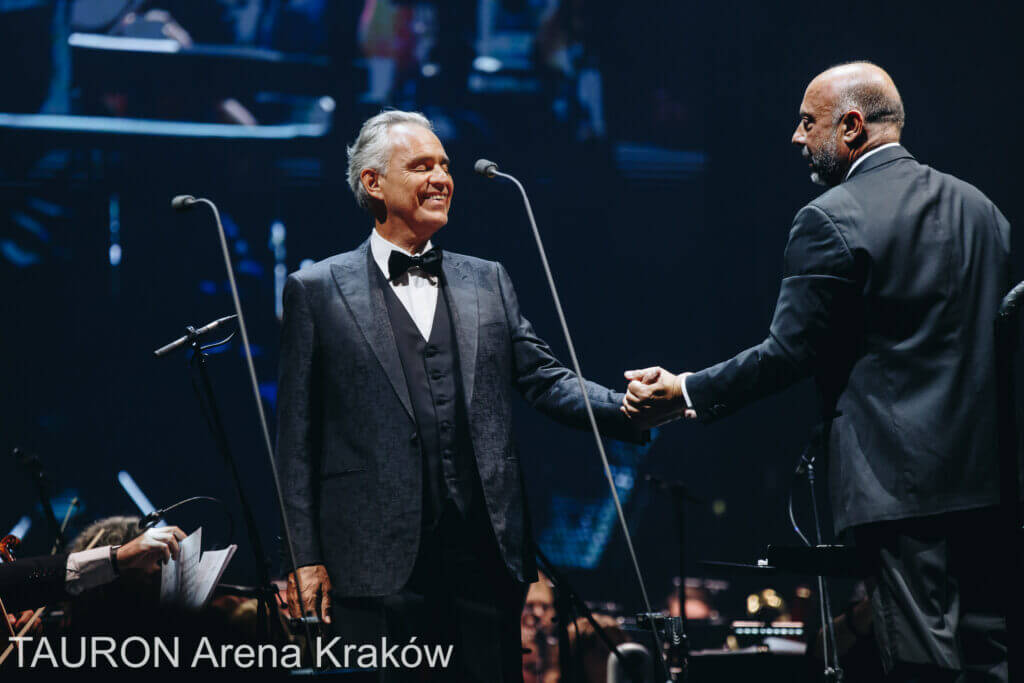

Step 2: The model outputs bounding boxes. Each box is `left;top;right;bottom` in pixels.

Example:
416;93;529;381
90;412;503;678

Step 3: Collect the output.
153;314;237;358
473;159;498;178
171;195;197;211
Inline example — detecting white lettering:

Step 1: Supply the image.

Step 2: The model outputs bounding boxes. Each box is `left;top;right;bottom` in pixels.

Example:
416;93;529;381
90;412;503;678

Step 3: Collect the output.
233;643;254;668
343;642;358;667
316;636;341;668
380;637;399;669
400;637;422;669
91;636;118;668
257;643;277;668
12;637;32;667
120;636;150;668
423;643;454;669
190;637;218;668
356;643;376;669
60;637;86;668
31;636;58;668
281;644;301;668
154;637;180;667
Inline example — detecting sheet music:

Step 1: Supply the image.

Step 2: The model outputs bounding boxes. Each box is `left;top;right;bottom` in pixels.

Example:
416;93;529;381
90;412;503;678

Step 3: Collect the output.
159;528;237;610
192;545;237;608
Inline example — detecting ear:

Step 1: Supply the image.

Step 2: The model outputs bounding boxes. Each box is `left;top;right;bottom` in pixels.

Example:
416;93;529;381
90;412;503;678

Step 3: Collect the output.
840;110;866;144
361;168;384;202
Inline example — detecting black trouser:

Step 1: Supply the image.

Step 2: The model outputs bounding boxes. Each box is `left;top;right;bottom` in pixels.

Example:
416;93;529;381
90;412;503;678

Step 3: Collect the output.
331;502;526;682
854;507;1008;682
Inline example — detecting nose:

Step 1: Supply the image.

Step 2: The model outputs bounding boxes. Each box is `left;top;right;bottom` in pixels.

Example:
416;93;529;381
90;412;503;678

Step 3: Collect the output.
792;124;806;146
428;165;450;185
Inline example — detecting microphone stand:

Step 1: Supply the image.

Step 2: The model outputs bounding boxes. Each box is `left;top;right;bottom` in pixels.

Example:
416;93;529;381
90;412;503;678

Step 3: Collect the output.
645;474;704;681
11;448;66;551
791;431;843;682
479;161;671;682
157;322;283;643
168;194;317;663
536;547;641;683
995;280;1024;680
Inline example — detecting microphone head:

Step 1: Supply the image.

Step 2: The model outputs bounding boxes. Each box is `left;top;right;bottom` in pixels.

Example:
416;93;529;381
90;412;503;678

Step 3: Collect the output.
171;195;197;211
474;159;498;178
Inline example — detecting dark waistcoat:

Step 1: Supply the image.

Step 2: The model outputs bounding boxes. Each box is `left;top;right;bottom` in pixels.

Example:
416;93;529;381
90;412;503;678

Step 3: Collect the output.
375;263;478;528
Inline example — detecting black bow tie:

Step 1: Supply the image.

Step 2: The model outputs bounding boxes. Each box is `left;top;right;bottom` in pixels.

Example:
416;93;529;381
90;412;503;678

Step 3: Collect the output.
388;248;443;281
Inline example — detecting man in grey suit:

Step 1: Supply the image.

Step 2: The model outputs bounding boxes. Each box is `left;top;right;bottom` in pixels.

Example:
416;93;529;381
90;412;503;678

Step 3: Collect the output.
623;63;1012;681
276;110;642;680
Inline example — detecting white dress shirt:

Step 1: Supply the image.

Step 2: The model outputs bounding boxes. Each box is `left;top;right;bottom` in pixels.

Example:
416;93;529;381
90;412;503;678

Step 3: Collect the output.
64;545;117;595
677;143;905;412
846;142;901;179
370;229;440;340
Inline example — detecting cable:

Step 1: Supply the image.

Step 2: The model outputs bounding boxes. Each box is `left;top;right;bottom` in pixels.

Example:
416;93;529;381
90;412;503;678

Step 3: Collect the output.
140;495;235;548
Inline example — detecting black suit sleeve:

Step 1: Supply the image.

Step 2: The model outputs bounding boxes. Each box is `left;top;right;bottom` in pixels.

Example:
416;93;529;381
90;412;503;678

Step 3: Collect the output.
276;274;324;568
0;553;69;612
686;205;859;422
495;263;645;443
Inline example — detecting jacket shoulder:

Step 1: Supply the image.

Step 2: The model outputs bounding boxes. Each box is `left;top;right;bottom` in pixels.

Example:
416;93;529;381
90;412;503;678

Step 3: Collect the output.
287;249;363;286
444;249;500;271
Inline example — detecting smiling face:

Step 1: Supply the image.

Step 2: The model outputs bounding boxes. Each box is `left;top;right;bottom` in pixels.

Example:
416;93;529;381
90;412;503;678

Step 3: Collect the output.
363;123;453;246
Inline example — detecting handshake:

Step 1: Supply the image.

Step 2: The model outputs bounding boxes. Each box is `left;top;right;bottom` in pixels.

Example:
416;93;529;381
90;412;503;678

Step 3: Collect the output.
619;366;698;429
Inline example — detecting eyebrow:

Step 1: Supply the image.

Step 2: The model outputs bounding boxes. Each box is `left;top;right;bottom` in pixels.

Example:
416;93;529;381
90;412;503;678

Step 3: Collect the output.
408;155;450;166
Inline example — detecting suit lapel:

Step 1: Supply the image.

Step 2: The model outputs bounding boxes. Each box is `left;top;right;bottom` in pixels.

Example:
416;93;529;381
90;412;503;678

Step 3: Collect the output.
442;252;479;407
330;240;414;420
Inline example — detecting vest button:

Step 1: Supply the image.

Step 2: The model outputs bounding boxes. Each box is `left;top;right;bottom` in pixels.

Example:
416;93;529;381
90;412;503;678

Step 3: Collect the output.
440;421;452;431
424;345;438;357
430;370;443;380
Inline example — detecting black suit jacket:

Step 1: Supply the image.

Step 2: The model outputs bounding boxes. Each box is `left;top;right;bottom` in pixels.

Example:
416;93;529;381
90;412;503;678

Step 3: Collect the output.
686;146;1012;533
276;238;640;596
0;552;68;612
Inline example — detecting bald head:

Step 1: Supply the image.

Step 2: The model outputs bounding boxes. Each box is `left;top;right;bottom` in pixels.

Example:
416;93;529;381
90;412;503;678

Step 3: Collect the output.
810;62;905;134
793;61;905;187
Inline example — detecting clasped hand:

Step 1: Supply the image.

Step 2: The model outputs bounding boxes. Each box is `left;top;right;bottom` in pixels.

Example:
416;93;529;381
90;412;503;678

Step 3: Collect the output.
620;366;697;428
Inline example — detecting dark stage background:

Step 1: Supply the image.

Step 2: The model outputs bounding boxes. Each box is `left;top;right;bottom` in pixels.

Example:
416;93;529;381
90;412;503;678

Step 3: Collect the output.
1;0;1019;630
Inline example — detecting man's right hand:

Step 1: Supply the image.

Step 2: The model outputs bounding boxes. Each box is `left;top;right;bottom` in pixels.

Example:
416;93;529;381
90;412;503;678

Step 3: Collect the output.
116;526;187;573
286;564;332;624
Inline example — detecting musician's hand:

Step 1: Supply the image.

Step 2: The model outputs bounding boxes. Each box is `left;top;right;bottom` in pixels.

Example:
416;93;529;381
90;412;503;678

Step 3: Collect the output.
620;366;695;426
116;526;187;573
287;564;332;625
9;609;42;635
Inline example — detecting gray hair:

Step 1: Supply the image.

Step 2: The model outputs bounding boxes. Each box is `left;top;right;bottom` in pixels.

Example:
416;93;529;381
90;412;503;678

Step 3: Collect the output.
70;515;142;552
831;61;906;132
346;110;434;213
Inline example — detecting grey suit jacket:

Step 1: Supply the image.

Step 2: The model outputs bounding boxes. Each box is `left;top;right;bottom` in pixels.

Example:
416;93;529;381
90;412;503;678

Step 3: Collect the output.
686;146;1012;532
276;238;641;596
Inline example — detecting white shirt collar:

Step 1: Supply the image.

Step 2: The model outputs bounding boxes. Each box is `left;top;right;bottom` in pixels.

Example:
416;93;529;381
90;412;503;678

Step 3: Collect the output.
845;142;902;180
369;229;435;279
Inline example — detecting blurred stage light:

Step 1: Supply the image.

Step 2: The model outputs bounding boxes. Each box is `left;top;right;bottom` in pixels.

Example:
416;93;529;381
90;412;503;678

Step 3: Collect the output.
117;470;162;525
7;516;31;542
473;56;502;73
